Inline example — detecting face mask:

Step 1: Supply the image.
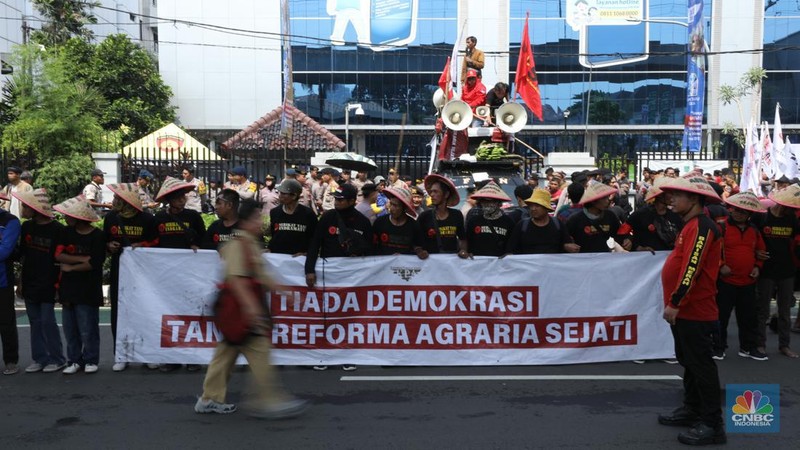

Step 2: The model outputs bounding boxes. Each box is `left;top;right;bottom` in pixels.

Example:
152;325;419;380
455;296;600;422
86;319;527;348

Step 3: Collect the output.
482;203;502;219
119;203;138;219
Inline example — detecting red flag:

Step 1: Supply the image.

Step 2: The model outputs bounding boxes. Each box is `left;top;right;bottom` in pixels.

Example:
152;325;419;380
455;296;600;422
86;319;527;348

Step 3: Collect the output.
515;13;543;121
438;57;452;99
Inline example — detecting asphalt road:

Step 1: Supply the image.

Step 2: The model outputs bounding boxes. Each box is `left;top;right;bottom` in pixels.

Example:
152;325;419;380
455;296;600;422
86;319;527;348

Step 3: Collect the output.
1;315;798;449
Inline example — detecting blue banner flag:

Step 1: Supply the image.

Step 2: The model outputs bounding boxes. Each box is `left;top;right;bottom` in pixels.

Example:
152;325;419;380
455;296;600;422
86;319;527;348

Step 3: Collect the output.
682;0;705;152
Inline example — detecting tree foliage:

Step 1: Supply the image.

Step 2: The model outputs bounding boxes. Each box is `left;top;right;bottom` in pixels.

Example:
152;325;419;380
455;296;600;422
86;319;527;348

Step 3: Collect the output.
719;67;767;148
1;44;105;161
30;0;100;47
35;152;96;203
61;35;176;138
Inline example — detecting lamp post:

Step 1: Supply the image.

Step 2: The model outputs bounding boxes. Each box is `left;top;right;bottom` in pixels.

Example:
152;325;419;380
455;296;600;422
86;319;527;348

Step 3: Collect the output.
345;103;365;152
563;110;570;151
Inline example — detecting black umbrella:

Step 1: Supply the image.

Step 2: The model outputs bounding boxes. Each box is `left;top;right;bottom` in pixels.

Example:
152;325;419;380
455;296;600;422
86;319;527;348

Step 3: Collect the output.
325;153;378;172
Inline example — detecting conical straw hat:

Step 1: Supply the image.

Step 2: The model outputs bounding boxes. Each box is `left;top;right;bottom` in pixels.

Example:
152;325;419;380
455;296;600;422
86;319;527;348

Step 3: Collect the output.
725;191;767;213
524;188;554;211
645;176;674;202
12;188;53;218
471;180;511;202
53;196;100;222
383;186;418;219
660;175;721;203
107;183;143;211
768;183;800;208
155;176;194;202
424;173;460;207
578;180;617;205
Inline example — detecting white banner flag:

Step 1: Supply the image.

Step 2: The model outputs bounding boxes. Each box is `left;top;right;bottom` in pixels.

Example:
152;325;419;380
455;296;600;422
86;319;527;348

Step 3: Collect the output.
760;121;775;180
741;119;761;195
116;249;675;366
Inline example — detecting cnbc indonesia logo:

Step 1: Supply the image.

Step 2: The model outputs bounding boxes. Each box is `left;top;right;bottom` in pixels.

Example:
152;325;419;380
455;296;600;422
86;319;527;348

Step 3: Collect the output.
727;384;779;433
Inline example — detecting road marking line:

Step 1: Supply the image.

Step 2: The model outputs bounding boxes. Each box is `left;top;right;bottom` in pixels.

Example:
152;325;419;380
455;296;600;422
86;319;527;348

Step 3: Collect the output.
341;375;682;381
16;324;112;328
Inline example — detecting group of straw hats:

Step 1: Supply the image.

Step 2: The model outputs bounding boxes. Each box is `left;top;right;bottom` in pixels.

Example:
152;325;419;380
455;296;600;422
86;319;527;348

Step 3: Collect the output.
6;189;101;223
1;175;201;222
646;172;800;211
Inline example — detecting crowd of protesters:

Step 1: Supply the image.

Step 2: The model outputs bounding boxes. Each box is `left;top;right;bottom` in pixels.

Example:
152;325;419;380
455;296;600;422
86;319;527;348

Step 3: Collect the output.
0;161;799;425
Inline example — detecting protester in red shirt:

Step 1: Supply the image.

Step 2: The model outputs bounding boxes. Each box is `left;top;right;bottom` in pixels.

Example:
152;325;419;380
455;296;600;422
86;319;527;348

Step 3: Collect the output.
714;192;766;361
461;69;487;112
657;176;726;446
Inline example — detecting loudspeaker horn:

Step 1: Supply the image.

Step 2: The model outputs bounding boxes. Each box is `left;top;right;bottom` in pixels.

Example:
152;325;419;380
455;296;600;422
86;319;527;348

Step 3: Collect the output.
442;100;472;131
496;102;527;133
432;88;447;110
475;105;490;119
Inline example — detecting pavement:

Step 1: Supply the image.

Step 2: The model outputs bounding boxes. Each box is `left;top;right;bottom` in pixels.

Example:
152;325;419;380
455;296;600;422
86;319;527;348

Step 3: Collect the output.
1;310;798;449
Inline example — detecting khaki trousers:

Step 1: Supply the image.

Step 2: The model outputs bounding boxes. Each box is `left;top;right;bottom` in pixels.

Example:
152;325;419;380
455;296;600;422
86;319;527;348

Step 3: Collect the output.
201;335;290;408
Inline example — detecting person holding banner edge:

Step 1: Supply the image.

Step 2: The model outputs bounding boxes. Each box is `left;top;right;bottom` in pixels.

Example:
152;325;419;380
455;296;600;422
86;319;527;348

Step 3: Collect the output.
658;176;725;446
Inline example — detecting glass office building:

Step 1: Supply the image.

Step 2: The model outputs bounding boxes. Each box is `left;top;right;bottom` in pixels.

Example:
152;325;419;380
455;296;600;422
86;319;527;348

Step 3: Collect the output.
285;1;762;158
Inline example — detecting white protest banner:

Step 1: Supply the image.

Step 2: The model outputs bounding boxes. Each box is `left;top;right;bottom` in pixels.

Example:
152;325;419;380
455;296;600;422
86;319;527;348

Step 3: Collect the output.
117;249;675;365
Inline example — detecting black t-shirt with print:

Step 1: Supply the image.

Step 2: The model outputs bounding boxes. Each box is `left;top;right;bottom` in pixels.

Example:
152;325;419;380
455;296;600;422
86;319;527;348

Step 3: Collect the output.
201;219;241;250
626;205;683;251
269;204;318;255
506;217;566;254
305;207;373;274
565;209;621;253
154;208;206;249
372;215;421;255
417;208;465;254
465;213;516;256
19;220;64;302
753;209;798;279
58;227;105;306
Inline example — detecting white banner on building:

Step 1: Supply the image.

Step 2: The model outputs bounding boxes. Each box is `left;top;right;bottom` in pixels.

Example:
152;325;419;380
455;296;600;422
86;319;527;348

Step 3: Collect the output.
117;249;675;365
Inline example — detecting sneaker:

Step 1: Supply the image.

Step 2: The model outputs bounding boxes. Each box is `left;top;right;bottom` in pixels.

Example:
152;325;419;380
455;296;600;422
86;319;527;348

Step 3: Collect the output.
186;364;202;372
632;360;646;364
342;364;357;371
677;423;726;445
25;363;43;373
159;364;181;372
112;362;128;372
250;399;309;420
737;349;750;358
146;363;160;370
84;364;98;374
747;349;769;361
3;363;19;375
712;351;725;361
62;363;81;375
194;397;237;414
43;363;66;373
312;365;328;371
661;359;679;364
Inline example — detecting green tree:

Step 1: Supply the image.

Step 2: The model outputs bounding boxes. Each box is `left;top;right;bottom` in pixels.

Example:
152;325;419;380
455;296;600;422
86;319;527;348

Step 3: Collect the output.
35;152;96;203
1;44;105;161
719;67;767;148
30;0;100;47
61;35;176;138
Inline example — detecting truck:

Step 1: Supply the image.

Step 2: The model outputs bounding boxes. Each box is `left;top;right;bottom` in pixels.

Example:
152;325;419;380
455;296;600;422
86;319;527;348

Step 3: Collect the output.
431;126;535;209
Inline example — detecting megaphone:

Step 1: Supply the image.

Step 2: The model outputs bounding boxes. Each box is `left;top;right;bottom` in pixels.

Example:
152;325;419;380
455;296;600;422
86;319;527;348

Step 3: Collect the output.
475;105;490;119
442;100;472;131
432;88;446;111
496;102;527;133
